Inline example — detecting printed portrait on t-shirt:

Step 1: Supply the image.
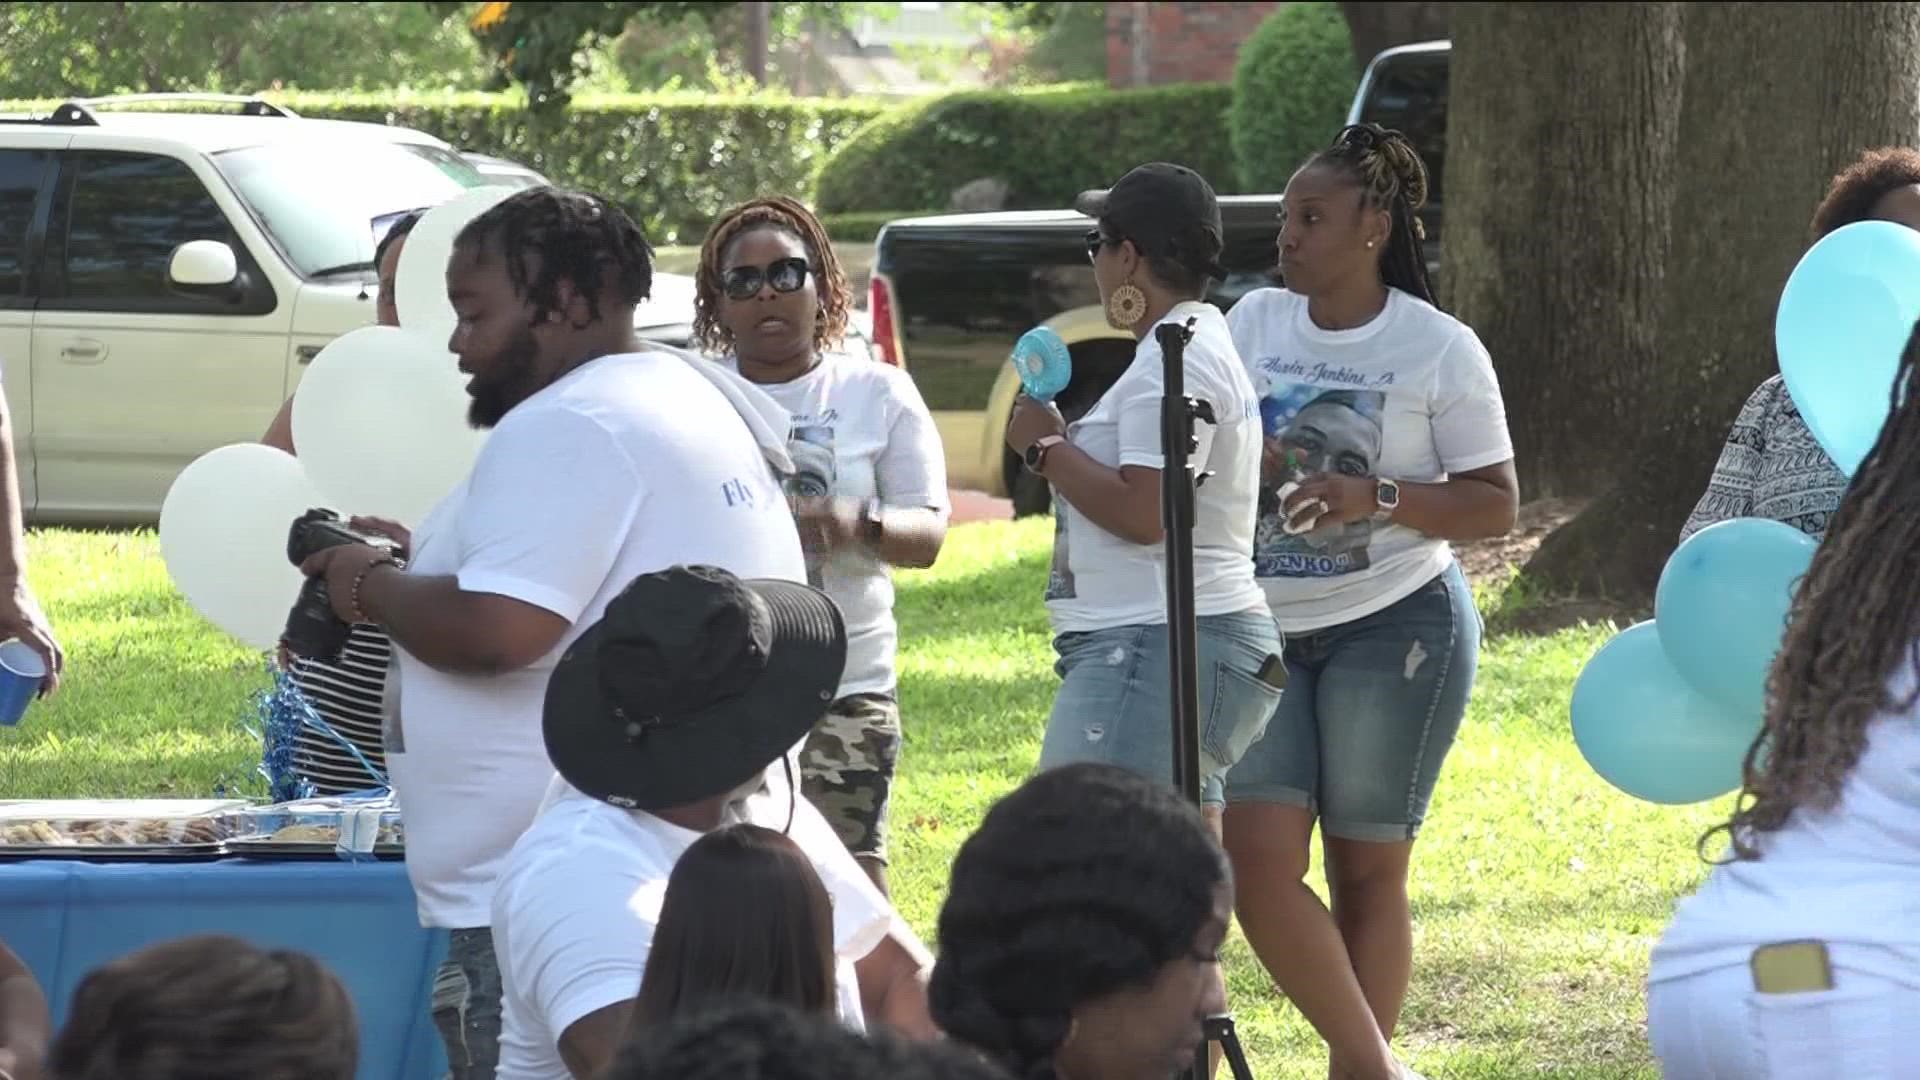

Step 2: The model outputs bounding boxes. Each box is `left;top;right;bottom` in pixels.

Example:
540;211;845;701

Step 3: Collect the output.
1045;510;1075;601
1250;366;1389;578
786;423;837;499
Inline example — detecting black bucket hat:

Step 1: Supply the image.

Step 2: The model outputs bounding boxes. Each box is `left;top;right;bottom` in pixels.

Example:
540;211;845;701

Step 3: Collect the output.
543;564;846;811
1076;162;1230;280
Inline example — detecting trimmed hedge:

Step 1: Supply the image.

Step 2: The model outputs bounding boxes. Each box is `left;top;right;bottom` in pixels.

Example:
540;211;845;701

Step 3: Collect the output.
819;210;934;243
2;91;886;246
813;82;1237;215
1228;3;1359;192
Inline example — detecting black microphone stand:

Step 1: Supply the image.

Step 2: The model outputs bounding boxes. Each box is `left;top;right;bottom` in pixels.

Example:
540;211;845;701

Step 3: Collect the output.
1156;318;1255;1080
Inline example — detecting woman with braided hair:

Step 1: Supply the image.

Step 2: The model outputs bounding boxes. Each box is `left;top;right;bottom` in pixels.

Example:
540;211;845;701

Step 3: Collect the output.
1646;321;1920;1076
930;763;1232;1080
1221;123;1516;1080
695;195;950;897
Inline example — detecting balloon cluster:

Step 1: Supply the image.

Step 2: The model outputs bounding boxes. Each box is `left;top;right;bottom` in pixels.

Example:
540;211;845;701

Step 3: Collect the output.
160;187;519;651
1572;221;1920;805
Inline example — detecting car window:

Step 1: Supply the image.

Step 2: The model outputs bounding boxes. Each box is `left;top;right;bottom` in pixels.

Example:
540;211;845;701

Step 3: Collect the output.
61;151;237;302
0;149;51;305
216;141;487;277
1359;54;1447;207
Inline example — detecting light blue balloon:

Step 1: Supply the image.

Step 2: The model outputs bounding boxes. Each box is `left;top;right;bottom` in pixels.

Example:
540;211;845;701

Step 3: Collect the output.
1655;517;1816;717
1775;219;1920;476
1571;622;1760;805
1011;326;1071;403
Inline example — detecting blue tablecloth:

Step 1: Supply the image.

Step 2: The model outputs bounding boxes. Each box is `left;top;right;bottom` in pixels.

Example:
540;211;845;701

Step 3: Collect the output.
0;857;448;1080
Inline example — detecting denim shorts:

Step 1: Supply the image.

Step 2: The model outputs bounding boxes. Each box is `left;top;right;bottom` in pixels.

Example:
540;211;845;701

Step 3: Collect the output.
1225;561;1480;841
1038;608;1286;805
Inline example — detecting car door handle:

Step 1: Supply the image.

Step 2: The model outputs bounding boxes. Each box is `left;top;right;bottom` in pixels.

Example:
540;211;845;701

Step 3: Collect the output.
296;345;322;365
59;340;106;365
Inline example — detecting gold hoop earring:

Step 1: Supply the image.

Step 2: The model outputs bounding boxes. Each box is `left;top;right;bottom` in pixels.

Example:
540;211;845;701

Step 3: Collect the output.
1107;282;1147;327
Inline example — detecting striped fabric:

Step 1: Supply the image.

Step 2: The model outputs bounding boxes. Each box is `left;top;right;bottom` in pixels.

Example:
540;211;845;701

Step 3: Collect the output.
288;623;392;795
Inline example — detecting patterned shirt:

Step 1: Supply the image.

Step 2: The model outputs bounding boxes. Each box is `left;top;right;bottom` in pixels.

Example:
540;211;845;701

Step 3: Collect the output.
1680;374;1848;544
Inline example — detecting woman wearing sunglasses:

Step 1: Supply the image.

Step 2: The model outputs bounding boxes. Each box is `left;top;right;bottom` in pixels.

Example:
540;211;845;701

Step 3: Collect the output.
1003;162;1283;824
693;195;949;898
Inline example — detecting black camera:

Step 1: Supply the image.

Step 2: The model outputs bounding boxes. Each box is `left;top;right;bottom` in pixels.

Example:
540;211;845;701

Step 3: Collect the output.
282;509;395;663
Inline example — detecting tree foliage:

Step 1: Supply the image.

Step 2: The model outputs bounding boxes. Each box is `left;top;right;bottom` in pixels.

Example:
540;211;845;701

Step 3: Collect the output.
0;2;487;97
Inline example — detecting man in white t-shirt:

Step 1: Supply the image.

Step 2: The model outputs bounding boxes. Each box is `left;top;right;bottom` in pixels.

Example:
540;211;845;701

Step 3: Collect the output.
297;189;806;1078
491;565;936;1080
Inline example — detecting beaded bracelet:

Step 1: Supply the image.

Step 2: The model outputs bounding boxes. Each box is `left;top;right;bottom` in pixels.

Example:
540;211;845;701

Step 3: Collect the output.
347;555;399;625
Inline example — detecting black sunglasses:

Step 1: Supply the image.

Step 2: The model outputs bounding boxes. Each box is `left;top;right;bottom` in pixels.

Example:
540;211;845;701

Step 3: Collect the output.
722;257;812;301
1085;228;1119;262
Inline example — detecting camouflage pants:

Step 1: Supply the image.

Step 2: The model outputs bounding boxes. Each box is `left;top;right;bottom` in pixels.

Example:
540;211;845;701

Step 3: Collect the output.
799;692;901;864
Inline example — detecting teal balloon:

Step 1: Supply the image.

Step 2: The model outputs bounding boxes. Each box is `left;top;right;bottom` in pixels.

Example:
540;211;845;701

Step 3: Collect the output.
1655;518;1816;717
1011;326;1071;403
1571;622;1760;805
1775;219;1920;476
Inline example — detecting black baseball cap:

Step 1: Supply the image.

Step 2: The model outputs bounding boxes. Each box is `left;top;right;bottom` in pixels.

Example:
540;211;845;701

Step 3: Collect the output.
543;565;847;811
1075;162;1229;280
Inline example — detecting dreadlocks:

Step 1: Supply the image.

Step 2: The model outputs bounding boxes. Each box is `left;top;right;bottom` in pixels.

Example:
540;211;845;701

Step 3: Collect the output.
1808;146;1920;241
1307;122;1436;306
693;195;851;355
455;187;654;327
1705;320;1920;863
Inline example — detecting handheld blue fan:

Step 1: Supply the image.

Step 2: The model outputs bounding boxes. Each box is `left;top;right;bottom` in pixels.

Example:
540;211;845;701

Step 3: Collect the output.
1010;326;1071;403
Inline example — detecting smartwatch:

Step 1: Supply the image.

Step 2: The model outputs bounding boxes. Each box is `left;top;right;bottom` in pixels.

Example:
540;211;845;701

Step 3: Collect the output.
861;498;885;543
1372;477;1401;522
1024;435;1067;475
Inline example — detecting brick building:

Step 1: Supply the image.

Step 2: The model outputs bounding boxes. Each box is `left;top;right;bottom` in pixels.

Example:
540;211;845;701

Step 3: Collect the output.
1105;2;1283;88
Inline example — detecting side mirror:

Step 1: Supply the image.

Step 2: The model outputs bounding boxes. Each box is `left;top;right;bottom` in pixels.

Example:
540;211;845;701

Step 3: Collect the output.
168;240;239;288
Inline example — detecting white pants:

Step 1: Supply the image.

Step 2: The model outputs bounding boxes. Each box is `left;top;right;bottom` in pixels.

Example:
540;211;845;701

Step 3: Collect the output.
1647;951;1920;1078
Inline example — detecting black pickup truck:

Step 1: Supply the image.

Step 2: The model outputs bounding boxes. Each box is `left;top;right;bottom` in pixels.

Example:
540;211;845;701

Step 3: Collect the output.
867;41;1448;515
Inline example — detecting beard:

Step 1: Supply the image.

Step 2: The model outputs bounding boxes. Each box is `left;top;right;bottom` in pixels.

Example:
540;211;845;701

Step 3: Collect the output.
465;326;543;429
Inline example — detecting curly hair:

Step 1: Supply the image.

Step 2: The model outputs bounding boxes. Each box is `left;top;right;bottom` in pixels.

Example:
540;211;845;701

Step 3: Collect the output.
1304;122;1435;305
606;998;1008;1080
692;195;851;355
1808;146;1920;240
455;187;655;327
49;934;357;1080
1704;320;1920;863
929;763;1229;1080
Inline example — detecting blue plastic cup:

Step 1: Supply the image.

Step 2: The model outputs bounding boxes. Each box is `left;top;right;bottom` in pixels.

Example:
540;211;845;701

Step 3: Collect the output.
0;639;47;727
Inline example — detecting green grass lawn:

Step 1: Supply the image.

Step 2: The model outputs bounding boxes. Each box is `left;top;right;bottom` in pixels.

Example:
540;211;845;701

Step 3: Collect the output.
0;522;1722;1078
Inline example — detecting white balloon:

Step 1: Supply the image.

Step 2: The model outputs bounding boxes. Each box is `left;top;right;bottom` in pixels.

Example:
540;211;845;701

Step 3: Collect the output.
395;185;521;351
160;444;331;651
291;325;486;525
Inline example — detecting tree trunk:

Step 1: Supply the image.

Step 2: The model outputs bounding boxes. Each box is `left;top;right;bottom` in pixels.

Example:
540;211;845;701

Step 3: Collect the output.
1527;1;1920;597
744;1;771;85
1445;3;1683;499
1337;2;1452;73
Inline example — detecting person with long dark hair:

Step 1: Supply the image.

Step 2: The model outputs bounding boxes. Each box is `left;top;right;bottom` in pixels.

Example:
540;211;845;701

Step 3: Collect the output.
1647;321;1920;1077
930;763;1232;1080
607;1000;1008;1080
1222;122;1516;1080
630;824;837;1026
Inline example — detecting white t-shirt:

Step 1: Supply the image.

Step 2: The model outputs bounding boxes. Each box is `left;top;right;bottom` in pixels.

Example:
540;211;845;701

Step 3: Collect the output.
1228;288;1512;633
492;776;892;1080
1044;301;1267;633
1649;686;1920;986
723;350;950;697
387;351;806;929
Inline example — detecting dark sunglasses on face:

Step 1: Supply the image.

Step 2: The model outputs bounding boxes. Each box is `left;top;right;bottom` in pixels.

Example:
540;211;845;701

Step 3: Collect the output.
722;257;812;301
1085;228;1111;262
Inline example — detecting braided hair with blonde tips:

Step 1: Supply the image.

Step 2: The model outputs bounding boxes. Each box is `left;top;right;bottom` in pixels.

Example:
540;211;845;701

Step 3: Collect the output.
1305;122;1436;306
693;195;852;356
1703;319;1920;863
455;187;655;327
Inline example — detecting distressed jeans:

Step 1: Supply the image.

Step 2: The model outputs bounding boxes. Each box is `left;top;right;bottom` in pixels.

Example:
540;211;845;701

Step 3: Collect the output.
432;927;502;1080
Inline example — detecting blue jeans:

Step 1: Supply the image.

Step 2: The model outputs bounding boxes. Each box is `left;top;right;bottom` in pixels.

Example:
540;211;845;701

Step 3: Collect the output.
1039;609;1286;805
1226;561;1480;841
431;927;501;1080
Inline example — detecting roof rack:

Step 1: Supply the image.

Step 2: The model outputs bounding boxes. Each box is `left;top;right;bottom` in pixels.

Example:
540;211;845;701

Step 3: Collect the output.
0;93;298;128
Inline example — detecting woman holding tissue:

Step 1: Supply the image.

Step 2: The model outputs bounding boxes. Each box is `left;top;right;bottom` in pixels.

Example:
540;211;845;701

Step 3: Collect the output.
694;195;949;897
1004;162;1284;817
1221;124;1516;1080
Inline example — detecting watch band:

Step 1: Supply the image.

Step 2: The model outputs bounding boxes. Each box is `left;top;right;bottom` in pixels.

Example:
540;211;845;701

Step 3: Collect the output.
1026;434;1066;475
862;498;885;543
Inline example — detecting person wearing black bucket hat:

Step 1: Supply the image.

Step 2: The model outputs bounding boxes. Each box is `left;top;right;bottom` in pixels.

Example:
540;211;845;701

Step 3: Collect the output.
489;566;935;1080
1003;161;1282;812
